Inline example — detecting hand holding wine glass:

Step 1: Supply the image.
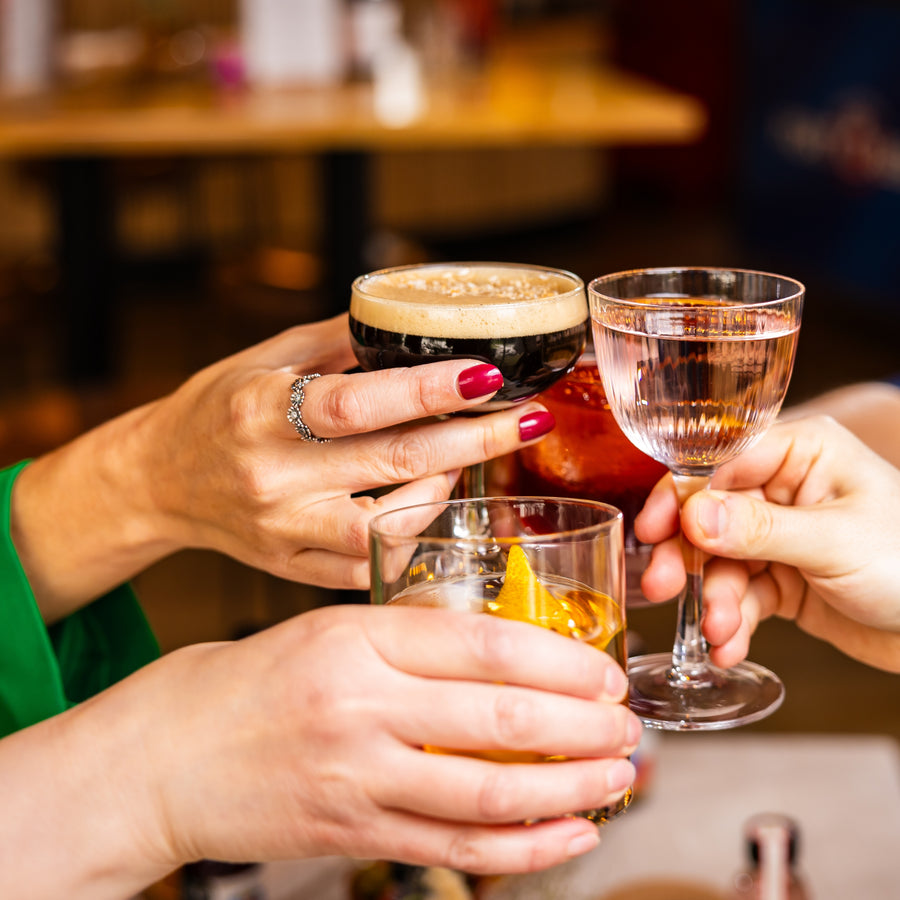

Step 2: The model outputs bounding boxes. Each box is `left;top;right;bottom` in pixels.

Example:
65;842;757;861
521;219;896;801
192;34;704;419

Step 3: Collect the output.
589;267;804;730
635;415;900;674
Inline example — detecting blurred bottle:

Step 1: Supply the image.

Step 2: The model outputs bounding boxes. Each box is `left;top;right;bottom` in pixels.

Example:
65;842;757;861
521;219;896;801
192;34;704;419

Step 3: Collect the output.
349;0;403;80
0;0;56;95
732;814;810;900
240;0;347;87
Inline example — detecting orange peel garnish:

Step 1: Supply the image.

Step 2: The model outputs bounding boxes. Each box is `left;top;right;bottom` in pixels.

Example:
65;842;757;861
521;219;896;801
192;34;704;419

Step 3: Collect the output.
488;544;623;651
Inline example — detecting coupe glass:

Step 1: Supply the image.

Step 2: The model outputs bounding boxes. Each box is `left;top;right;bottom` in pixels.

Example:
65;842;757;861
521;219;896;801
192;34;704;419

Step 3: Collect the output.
369;495;630;824
589;267;804;730
350;262;588;497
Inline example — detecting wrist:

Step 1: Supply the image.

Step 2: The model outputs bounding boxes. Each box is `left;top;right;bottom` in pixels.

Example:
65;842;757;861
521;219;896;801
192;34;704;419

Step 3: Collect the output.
11;401;183;620
0;671;181;899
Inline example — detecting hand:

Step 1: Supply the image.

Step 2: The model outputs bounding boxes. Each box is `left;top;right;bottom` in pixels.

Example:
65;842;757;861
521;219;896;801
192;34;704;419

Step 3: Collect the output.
12;315;556;620
635;416;900;672
0;605;641;898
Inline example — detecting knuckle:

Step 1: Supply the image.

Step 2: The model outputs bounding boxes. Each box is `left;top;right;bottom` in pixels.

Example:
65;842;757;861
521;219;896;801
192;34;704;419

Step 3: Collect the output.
443;830;489;873
467;616;518;673
475;767;521;821
490;691;537;748
408;365;451;415
744;502;777;552
227;382;261;437
477;416;509;459
322;385;367;433
389;431;440;480
344;515;371;556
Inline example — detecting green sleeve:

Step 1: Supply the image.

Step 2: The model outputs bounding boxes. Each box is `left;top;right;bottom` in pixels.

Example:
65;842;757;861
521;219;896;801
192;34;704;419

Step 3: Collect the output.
0;460;159;737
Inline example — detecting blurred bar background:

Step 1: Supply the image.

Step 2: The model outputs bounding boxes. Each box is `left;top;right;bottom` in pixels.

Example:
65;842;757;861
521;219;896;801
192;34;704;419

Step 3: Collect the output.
0;0;896;744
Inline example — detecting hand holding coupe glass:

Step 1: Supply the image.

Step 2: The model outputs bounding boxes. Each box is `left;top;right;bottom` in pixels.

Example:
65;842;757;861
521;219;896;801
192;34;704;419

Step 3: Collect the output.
353;261;804;735
350;262;588;497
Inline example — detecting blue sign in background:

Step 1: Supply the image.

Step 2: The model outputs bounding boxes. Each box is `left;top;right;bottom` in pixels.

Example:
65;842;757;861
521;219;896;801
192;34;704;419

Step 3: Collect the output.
739;1;900;314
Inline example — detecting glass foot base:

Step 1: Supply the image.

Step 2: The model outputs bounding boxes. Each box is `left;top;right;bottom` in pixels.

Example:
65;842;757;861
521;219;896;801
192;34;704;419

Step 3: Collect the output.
628;653;785;731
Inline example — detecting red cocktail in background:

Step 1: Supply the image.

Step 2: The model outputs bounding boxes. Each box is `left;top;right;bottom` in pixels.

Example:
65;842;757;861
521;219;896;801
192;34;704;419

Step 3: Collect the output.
488;353;667;605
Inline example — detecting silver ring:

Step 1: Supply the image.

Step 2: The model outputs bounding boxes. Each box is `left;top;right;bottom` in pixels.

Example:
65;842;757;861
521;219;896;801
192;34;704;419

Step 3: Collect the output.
287;374;332;443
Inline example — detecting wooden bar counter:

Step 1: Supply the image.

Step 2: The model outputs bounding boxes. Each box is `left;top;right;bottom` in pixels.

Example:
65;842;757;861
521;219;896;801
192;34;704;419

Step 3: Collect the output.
0;55;705;381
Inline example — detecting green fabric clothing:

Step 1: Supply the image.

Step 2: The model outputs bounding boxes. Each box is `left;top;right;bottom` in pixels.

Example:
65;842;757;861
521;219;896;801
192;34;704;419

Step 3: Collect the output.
0;460;159;738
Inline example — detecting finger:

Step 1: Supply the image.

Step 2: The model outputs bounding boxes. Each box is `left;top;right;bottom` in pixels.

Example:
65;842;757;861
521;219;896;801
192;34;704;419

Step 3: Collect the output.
382;748;635;826
348;811;602;875
681;490;854;576
231;313;356;372
633;473;679;544
389;679;641;760
300;403;554;493
276;360;506;442
366;606;630;702
701;557;754;668
285;470;459;587
701;557;750;648
708;416;838;498
281;474;466;590
639;537;686;603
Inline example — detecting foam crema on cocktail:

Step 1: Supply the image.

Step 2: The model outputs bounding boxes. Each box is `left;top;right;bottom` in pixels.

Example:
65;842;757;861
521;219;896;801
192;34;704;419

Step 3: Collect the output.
350;262;588;412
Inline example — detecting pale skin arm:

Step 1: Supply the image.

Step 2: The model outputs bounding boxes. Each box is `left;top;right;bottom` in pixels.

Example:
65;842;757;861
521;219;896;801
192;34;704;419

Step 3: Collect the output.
780;380;900;468
10;314;555;624
636;416;900;672
0;605;641;900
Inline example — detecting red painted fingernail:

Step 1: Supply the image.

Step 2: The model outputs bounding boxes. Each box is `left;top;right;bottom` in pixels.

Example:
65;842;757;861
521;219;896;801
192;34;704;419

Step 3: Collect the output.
458;364;503;399
518;410;555;442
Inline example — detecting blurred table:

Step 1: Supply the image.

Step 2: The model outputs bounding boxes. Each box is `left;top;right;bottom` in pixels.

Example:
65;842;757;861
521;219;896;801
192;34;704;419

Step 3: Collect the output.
258;732;900;900
0;61;704;381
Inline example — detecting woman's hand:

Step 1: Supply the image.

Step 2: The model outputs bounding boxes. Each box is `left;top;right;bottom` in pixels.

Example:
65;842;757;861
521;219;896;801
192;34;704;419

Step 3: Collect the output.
0;605;641;899
635;416;900;672
12;315;556;620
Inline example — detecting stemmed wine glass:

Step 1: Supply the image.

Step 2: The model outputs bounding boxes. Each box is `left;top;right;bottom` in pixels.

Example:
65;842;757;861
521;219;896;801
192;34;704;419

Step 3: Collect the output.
588;267;804;730
350;261;588;497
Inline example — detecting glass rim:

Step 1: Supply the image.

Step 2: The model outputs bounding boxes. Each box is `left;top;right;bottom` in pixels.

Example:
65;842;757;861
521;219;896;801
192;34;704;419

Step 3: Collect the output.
352;261;585;306
369;495;623;544
587;266;805;311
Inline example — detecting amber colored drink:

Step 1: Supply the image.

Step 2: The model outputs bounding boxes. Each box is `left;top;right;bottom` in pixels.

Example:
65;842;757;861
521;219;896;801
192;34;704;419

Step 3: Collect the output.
387;570;631;823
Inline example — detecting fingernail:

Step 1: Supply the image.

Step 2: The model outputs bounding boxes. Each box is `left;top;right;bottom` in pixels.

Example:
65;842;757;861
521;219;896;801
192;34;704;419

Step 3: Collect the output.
696;494;726;539
567;830;600;858
607;758;636;794
458;364;503;400
604;663;628;699
518;409;555;442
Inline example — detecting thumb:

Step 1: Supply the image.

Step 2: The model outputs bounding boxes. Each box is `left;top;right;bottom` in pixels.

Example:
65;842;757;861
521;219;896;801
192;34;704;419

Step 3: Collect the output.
681;490;843;577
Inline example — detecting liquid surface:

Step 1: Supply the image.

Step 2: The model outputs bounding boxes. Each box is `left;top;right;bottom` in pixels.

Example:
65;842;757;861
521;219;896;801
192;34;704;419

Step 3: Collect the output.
351;263;587;337
592;297;800;472
389;565;624;662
